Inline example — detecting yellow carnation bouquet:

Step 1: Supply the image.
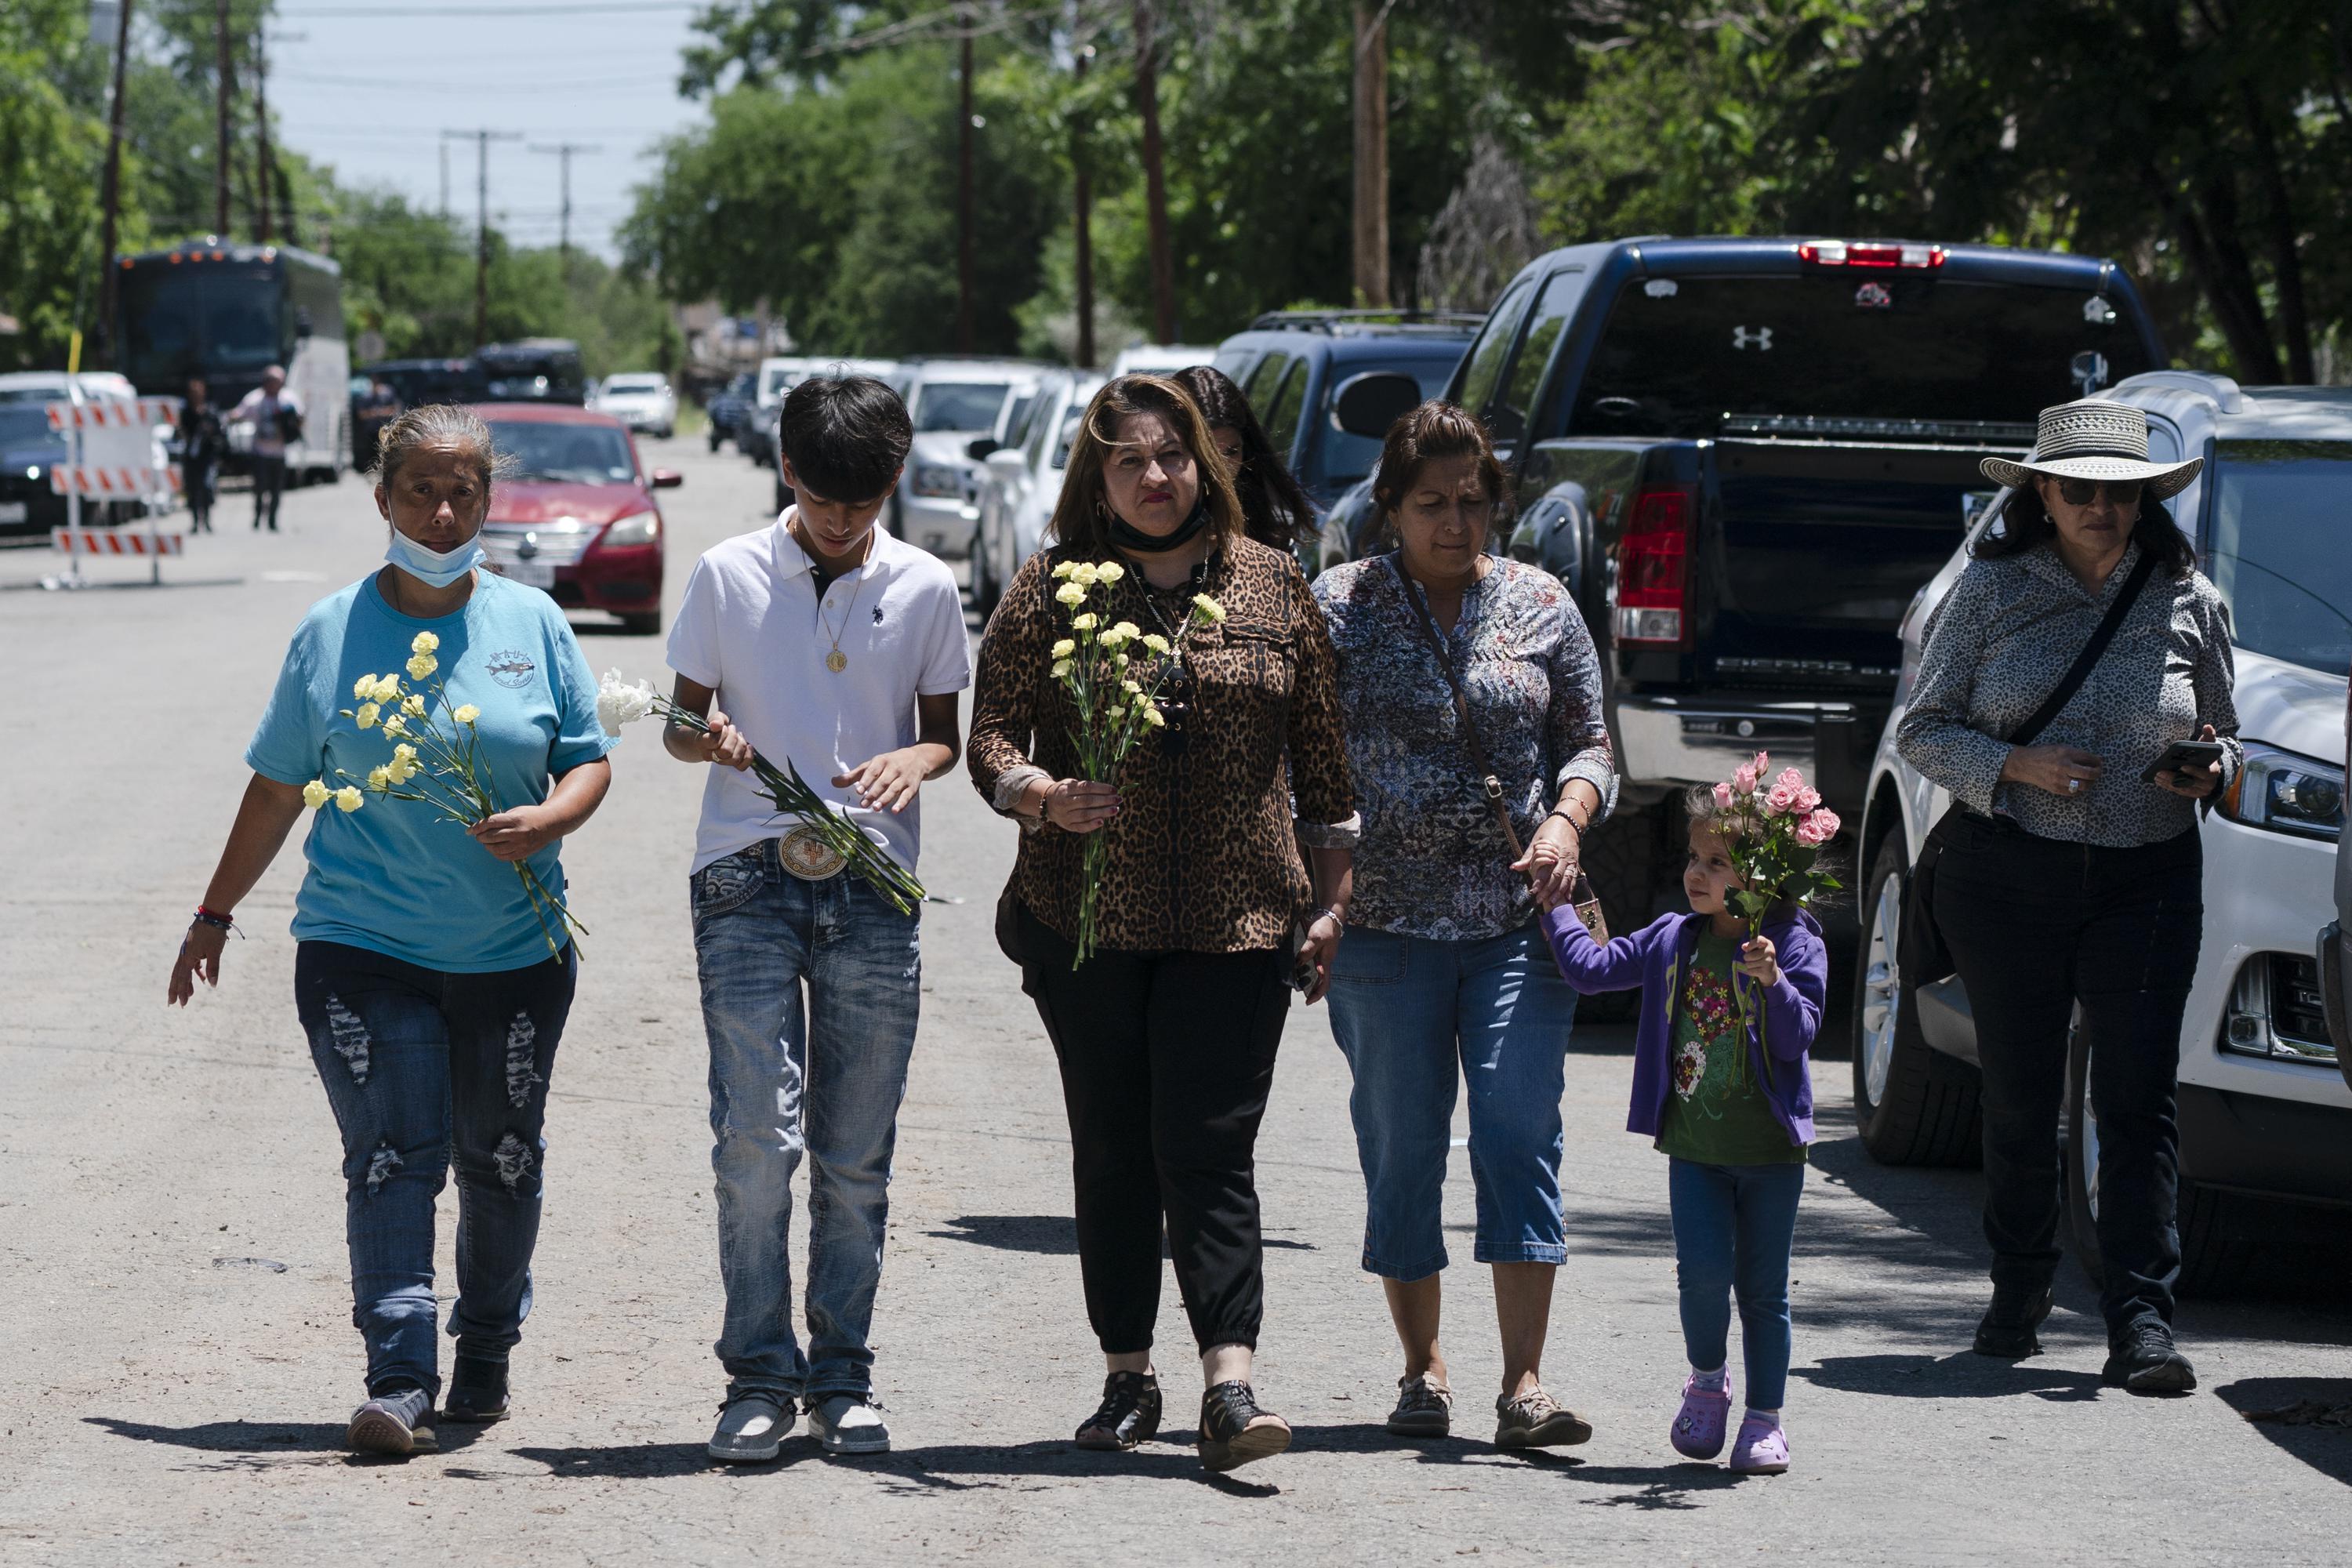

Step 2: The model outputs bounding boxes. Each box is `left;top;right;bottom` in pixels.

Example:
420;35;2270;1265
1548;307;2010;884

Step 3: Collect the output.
1048;558;1222;965
307;630;585;955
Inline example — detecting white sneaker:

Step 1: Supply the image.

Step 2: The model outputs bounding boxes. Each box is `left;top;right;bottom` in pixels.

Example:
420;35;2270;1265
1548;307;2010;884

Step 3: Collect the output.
708;1393;793;1464
807;1394;890;1455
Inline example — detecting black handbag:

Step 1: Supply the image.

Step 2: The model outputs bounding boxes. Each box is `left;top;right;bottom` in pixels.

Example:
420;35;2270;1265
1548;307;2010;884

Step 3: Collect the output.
1897;546;2157;988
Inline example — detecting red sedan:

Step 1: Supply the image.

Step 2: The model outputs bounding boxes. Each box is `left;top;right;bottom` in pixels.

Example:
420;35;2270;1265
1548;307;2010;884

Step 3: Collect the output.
476;402;678;634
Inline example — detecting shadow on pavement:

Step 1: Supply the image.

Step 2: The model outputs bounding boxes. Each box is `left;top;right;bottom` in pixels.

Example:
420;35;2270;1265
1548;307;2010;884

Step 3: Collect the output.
1796;1351;2103;1402
1289;1422;1741;1506
509;1436;1280;1495
2212;1378;2352;1487
926;1214;1312;1254
85;1414;488;1468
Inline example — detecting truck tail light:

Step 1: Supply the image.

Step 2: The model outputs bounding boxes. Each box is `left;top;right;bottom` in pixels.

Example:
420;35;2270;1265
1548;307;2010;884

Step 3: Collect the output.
1798;240;1945;270
1613;485;1693;648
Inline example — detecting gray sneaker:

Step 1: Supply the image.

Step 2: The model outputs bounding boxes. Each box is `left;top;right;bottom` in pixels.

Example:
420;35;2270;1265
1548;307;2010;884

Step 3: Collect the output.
808;1394;891;1455
1387;1374;1453;1438
347;1386;437;1457
1494;1386;1593;1449
707;1392;794;1464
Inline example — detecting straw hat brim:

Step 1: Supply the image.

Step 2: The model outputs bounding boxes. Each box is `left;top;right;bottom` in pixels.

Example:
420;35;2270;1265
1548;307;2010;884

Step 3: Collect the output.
1980;452;2202;500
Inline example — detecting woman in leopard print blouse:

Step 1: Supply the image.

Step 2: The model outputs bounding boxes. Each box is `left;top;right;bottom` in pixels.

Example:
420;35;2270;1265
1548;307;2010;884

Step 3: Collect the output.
967;373;1356;1474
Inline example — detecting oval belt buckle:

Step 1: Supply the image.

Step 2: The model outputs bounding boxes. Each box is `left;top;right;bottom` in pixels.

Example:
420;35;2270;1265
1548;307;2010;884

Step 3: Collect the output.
778;823;848;882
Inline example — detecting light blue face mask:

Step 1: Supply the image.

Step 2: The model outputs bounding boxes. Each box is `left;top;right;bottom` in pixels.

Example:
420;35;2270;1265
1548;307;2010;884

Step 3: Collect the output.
384;528;485;590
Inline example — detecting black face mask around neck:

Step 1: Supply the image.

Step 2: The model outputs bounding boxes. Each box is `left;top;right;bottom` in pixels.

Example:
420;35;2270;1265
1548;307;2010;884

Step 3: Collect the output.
1109;497;1210;554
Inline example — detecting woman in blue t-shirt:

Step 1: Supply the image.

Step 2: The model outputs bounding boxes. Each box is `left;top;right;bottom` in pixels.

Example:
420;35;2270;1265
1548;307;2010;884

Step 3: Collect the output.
165;405;615;1458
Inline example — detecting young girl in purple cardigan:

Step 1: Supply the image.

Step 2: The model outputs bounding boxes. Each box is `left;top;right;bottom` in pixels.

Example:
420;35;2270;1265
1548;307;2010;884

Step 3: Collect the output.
1540;789;1826;1475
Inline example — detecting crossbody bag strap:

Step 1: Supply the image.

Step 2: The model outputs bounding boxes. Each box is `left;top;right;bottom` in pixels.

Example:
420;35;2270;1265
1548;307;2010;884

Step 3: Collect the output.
1392;557;1525;862
2006;546;2158;746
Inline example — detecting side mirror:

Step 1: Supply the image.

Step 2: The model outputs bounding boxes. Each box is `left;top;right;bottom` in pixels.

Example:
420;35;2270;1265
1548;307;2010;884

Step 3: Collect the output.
650;469;684;489
985;447;1028;474
966;436;1000;461
1331;371;1423;439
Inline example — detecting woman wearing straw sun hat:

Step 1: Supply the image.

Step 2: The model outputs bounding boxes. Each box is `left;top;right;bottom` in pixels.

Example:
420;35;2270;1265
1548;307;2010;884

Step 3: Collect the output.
1896;397;2239;1396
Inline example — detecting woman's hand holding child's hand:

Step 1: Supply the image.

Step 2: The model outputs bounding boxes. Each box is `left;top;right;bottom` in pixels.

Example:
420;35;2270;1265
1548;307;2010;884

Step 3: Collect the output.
1736;934;1782;989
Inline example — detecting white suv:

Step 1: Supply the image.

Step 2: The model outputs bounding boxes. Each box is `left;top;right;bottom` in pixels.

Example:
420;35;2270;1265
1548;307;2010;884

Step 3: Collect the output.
1850;372;2352;1290
889;359;1040;558
592;373;677;439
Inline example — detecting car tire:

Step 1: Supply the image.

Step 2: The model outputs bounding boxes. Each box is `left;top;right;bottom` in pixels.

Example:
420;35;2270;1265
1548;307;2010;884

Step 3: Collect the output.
2063;1022;2258;1298
620;611;663;637
1852;836;1984;1166
969;524;1001;617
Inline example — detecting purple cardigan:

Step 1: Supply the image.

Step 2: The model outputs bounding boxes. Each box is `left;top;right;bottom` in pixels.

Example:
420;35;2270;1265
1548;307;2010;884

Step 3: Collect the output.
1540;905;1824;1147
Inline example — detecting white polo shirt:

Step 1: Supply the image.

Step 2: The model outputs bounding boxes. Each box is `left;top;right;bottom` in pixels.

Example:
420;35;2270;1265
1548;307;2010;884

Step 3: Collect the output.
666;511;972;875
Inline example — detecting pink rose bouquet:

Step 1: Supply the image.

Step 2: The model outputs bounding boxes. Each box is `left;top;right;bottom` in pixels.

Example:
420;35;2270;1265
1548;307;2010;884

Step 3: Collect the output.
1710;751;1842;933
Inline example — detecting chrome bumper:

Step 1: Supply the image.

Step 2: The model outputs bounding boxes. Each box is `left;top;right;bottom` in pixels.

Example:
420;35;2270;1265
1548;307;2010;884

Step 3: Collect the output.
1614;694;1858;788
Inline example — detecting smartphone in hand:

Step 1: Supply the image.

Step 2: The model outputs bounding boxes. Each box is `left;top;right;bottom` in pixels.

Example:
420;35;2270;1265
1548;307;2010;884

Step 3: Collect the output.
2140;739;2224;785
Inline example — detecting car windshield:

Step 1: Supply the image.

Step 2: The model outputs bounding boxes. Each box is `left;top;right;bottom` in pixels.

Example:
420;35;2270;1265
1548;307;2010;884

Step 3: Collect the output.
488;420;636;485
605;377;663;394
0;407;57;446
1567;275;2156;439
912;381;1009;433
2205;439;2352;677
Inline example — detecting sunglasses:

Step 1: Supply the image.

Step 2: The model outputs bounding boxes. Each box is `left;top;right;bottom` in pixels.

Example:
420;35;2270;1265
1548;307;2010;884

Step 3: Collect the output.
2054;477;2143;507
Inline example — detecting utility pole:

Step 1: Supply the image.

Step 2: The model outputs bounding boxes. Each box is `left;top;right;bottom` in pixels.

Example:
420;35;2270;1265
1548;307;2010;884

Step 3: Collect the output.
1070;33;1095;368
529;141;602;279
445;129;521;347
254;30;305;245
1131;1;1175;343
956;8;977;354
96;0;135;368
214;0;233;236
439;141;450;220
1351;2;1391;307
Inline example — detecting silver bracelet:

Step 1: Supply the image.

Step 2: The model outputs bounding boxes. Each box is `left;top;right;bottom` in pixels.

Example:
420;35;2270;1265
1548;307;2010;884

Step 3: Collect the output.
1311;904;1345;929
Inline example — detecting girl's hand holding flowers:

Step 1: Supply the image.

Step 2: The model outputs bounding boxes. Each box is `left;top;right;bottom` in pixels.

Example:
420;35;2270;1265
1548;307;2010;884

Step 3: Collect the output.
1737;934;1782;988
469;804;561;862
1031;777;1121;833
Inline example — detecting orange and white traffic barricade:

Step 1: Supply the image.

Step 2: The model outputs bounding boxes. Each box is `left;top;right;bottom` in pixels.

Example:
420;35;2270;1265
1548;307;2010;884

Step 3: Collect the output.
39;390;185;588
50;528;185;557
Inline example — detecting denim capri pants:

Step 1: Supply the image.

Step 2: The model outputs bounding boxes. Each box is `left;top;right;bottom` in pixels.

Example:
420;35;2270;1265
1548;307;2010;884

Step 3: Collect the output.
1326;922;1578;1278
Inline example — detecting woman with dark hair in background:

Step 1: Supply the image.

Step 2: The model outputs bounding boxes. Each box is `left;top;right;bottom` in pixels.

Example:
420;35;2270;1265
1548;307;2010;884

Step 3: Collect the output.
1174;365;1316;559
1897;398;2237;1395
178;379;223;533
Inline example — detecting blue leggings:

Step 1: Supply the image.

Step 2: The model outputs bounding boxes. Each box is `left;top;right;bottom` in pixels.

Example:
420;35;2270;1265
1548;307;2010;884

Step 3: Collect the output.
1667;1157;1804;1411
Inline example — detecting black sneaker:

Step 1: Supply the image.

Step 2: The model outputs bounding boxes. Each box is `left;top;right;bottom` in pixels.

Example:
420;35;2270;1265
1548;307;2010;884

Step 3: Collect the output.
441;1354;510;1425
2103;1320;2197;1395
1198;1381;1290;1474
347;1386;437;1456
1075;1370;1162;1451
1972;1282;2055;1359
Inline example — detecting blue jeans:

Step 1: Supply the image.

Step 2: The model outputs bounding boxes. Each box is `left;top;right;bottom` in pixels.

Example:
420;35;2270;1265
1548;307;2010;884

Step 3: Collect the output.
1668;1157;1805;1411
1326;923;1577;1278
295;940;575;1399
692;840;920;1403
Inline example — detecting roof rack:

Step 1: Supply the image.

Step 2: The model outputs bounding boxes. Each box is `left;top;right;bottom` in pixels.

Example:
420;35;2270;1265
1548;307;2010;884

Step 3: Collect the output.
1244;308;1486;334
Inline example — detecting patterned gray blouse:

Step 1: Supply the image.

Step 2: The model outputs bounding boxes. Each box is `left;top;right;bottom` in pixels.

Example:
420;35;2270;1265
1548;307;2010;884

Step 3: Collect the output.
1312;554;1617;941
1896;539;2241;848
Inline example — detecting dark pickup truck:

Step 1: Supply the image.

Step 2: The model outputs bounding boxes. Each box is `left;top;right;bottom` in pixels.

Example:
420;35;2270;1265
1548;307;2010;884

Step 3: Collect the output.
1333;235;2165;938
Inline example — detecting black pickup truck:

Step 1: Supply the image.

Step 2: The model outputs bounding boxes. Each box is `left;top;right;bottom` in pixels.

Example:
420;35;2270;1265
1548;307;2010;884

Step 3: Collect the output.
1331;235;2165;942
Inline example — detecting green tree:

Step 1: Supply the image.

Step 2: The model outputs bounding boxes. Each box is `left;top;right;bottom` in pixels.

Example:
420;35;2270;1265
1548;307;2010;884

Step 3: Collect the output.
0;2;119;368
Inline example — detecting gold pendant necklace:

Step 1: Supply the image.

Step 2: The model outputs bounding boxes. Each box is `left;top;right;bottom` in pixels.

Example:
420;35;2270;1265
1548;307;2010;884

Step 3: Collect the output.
803;524;877;674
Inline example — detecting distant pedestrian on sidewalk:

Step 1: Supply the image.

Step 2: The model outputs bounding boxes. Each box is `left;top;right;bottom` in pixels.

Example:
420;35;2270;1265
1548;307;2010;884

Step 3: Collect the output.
968;373;1357;1475
1897;398;2236;1394
664;376;971;1464
1171;365;1316;561
1312;401;1613;1451
1542;788;1826;1475
165;404;616;1458
176;378;223;533
231;365;299;532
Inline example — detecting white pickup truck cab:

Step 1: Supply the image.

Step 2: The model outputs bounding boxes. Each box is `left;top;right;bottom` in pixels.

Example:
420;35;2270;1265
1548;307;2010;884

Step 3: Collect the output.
1850;371;2352;1290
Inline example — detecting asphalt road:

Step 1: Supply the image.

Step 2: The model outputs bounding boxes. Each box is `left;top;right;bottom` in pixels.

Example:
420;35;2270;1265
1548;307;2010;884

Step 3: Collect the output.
2;439;2347;1566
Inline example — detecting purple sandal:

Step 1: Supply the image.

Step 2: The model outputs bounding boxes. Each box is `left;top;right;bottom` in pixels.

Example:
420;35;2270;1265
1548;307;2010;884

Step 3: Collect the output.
1670;1373;1732;1460
1730;1413;1790;1474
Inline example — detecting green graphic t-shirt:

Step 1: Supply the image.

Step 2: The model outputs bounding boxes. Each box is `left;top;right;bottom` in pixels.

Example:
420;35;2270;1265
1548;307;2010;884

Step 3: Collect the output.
1657;929;1807;1166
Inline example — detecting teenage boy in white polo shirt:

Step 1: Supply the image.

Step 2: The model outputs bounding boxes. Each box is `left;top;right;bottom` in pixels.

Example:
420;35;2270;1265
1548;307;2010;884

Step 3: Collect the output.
663;376;971;1461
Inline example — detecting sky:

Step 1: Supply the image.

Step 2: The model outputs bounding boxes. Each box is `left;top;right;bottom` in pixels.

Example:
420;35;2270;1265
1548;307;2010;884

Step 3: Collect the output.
251;0;716;260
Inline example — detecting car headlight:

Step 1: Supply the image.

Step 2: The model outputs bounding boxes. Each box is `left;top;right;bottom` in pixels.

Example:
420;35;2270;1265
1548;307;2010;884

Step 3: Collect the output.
599;510;660;548
2219;742;2343;840
913;461;965;499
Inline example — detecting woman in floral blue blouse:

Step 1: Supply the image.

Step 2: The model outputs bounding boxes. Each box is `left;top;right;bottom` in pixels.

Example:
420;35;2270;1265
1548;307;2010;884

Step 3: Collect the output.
1311;401;1616;1450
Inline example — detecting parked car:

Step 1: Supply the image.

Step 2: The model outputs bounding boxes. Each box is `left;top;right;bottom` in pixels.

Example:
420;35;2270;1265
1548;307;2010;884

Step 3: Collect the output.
348;374;400;470
592;372;678;439
888;358;1039;557
1330;237;2165;952
968;369;1106;615
1108;343;1218;376
746;357;898;470
474;339;587;405
1852;372;2352;1290
704;372;756;454
0;374;143;528
473;403;678;634
1210;310;1482;573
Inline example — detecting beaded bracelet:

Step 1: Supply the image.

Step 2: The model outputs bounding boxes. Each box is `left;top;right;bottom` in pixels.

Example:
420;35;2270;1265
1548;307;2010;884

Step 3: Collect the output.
192;906;234;931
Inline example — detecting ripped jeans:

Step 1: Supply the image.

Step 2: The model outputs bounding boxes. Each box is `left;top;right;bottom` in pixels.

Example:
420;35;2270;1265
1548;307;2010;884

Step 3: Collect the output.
296;939;575;1399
